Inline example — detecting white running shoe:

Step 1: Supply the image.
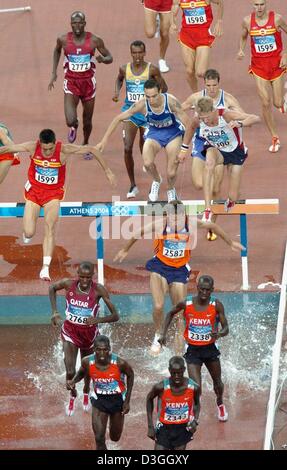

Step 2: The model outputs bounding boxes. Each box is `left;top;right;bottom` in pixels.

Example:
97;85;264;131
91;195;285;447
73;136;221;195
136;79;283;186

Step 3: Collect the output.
158;59;170;73
39;265;51;281
201;208;212;223
22;233;32;244
268;137;280;153
167;188;177;203
149;334;162;356
148;176;162;202
127;185;139;199
217;403;228;422
66;396;76;417
82;393;90;412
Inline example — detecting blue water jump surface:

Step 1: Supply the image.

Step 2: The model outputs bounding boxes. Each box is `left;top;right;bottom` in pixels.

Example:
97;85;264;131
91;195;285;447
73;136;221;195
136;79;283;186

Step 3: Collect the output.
0;292;279;325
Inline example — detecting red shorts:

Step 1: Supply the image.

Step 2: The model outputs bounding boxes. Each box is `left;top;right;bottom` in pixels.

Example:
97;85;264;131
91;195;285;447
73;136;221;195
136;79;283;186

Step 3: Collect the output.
61;320;99;351
144;0;172;13
63;75;96;102
0;153;20;166
179;27;215;50
249;56;286;81
24;184;64;207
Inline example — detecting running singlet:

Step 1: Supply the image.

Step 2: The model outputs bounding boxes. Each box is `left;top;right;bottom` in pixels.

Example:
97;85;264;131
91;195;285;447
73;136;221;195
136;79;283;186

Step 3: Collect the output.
145;93;182;129
183;297;219;346
65;280;100;326
89;353;126;396
63;32;96;79
154;219;191;268
27;141;65;189
250;11;283;58
157;378;196;425
199;112;243;152
180;0;213;29
124;62;150;106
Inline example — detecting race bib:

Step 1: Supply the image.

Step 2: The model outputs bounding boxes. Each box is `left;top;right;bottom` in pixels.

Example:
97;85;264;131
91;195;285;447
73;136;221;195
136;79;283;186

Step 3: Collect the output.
66;305;93;324
95;380;121;395
35;166;59;185
164;405;189;423
254;35;277;53
185;7;207;25
163;240;186;259
68;54;91;72
127;91;144;102
188;324;212;342
205;131;230;149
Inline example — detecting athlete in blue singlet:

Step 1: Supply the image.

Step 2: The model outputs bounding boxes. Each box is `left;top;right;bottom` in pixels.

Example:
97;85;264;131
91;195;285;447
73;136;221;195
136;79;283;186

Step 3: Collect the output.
112;41;167;199
96;79;190;203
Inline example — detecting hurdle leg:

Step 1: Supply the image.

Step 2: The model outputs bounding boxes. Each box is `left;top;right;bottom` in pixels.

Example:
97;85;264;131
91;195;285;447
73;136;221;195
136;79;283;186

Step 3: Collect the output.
0;7;31;13
240;214;250;290
96;216;104;285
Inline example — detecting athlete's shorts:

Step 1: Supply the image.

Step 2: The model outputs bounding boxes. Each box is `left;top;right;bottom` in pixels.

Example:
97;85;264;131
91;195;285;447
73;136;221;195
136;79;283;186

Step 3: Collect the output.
24;183;65;207
63;75;96;102
144;0;172;13
121;103;147;128
179;28;215;50
146;256;191;284
184;343;220;366
191;133;206;161
90;394;123;415
202;144;247;166
155;422;193;449
0;153;20;165
61;320;99;351
144;124;184;147
249;56;286;82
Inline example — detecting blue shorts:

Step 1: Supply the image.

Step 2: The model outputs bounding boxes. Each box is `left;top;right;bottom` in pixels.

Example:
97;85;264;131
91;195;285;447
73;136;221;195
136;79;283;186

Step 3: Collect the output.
122;103;146;128
191;134;206;161
202;144;247;166
146;257;191;285
144;124;184;148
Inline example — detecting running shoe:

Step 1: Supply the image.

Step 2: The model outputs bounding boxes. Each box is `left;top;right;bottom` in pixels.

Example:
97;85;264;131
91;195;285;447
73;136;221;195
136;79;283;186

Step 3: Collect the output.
149;334;162;356
217;403;228;422
201;208;212;223
207;230;217;241
66;396;76;417
82;393;90;412
268;137;280;153
224;198;235;212
68;126;77;143
148;176;162;202
158;59;170;73
39;265;51;282
279;100;287;113
22;233;32;244
167;188;177;203
127;185;139;199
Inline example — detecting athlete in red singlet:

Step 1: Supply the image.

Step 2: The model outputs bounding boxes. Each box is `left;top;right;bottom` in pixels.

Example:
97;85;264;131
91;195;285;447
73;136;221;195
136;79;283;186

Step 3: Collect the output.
0;123;19;185
147;356;200;450
50;262;119;417
48;11;113;159
159;275;229;422
114;201;243;356
238;0;287;153
171;0;224;91
0;129;116;281
67;335;134;450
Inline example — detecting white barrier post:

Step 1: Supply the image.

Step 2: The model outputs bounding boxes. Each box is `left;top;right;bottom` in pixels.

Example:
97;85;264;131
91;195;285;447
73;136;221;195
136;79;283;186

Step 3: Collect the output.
0;6;31;13
263;242;287;449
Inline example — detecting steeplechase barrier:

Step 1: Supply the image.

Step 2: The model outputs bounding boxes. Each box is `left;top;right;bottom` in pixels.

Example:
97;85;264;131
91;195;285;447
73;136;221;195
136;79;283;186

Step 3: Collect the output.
0;198;279;289
0;6;31;14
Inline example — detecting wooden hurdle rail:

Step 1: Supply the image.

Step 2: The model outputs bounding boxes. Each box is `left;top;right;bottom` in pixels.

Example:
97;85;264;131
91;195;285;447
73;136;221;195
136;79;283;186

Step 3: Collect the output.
0;198;279;290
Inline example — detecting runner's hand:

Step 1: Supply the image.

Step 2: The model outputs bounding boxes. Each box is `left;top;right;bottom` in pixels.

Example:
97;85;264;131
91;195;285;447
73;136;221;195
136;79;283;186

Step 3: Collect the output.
66;380;75;391
122;400;130;415
114;249;128;263
170;23;178;34
177;150;187;163
280;54;287;69
112;94;119;102
95;55;105;63
231;241;245;252
95;142;105;153
237;50;245;60
186;420;198;433
48;74;57;90
51;312;62;327
147;426;156;440
213;20;223;37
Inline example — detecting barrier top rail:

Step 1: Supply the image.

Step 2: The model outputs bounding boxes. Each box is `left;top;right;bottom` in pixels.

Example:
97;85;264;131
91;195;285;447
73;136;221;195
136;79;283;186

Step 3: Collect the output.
0;198;279;218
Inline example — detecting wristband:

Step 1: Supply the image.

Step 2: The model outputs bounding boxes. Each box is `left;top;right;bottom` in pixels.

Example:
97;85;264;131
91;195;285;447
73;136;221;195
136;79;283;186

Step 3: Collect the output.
237;120;243;128
181;143;189;150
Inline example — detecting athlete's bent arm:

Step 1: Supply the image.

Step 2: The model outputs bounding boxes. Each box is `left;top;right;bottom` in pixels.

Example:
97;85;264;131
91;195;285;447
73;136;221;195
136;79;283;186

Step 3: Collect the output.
119;359;134;414
0;141;36;155
211;300;229;339
94;36;113;64
49;278;72;326
158;300;186;345
146;383;163;440
86;285;119;325
211;0;224;37
237;17;250;59
224;110;260;128
198;220;244;251
67;357;89;390
113;65;126;102
150;65;168;93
